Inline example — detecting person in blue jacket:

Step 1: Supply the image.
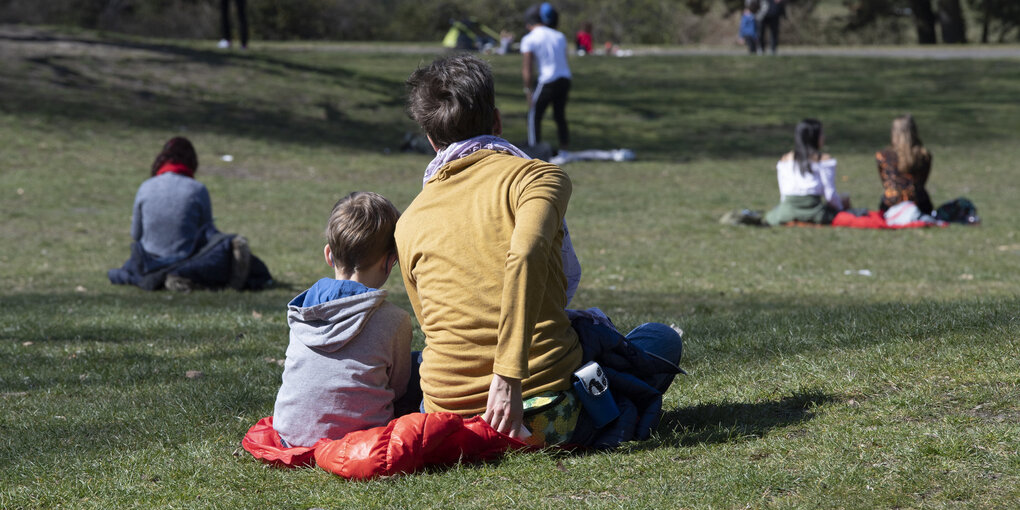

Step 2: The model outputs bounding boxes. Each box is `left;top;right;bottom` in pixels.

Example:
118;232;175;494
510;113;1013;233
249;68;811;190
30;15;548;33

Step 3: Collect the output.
739;2;759;54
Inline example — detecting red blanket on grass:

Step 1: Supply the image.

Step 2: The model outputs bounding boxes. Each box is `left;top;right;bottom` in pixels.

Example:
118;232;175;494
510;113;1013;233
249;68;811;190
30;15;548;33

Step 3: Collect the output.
786;211;942;229
242;413;529;479
832;210;939;229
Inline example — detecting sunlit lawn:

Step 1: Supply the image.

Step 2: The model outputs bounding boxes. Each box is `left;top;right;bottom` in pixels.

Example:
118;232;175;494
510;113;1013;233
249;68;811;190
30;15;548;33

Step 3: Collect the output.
1;26;1018;508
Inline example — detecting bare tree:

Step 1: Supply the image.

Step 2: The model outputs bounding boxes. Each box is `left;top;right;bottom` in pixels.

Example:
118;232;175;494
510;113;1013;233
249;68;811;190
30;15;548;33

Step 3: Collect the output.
909;0;938;44
969;0;1020;42
937;0;967;43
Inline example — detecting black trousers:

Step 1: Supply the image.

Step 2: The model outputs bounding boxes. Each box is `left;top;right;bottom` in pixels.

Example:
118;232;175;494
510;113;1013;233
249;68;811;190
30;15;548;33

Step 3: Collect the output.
221;0;249;47
528;77;571;148
743;36;758;54
759;16;780;54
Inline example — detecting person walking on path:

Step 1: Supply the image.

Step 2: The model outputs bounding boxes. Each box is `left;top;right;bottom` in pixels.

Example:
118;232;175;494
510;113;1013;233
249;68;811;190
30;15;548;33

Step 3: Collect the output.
219;0;249;49
522;3;572;152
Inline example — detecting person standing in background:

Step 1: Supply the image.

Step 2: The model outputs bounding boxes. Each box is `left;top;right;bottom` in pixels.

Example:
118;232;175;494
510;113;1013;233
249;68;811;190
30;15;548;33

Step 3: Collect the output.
757;0;785;55
739;2;759;54
219;0;249;50
522;3;572;153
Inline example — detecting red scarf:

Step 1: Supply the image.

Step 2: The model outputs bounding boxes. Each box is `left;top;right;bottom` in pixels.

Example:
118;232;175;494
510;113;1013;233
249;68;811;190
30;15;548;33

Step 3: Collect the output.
156;162;195;178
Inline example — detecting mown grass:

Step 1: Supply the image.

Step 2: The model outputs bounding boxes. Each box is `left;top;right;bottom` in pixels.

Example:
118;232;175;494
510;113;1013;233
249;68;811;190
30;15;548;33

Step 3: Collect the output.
1;25;1019;508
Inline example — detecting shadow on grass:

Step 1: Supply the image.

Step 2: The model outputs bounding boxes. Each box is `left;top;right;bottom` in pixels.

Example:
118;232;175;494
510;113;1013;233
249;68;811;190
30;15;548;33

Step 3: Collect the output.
0;27;411;151
651;390;838;448
545;55;1020;161
0;289;284;340
1;287;1017;469
577;288;1020;360
6;26;1020;161
0;370;278;468
0;28;401;84
4;286;1017;356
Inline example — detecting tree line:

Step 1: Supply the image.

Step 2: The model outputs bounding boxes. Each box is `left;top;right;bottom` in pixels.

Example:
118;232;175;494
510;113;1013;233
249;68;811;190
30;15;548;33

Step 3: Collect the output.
843;0;1020;44
1;0;1017;44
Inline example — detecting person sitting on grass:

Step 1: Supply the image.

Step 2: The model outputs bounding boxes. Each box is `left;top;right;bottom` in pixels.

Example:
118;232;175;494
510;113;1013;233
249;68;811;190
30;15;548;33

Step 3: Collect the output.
575;21;593;56
876;114;933;215
272;191;414;448
397;54;684;448
764;119;850;226
108;136;271;291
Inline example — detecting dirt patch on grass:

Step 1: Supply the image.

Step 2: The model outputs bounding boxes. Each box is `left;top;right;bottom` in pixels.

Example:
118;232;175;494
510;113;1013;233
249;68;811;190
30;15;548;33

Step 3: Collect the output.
966;404;1020;423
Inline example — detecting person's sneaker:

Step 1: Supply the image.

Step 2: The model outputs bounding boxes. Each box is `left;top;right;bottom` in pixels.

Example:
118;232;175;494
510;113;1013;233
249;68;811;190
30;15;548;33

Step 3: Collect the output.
719;209;742;225
217;39;230;49
737;209;764;226
228;236;251;290
719;209;765;226
165;274;197;292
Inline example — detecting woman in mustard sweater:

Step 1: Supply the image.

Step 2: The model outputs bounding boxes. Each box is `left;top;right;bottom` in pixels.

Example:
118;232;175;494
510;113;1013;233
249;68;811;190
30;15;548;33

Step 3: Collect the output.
396;54;684;447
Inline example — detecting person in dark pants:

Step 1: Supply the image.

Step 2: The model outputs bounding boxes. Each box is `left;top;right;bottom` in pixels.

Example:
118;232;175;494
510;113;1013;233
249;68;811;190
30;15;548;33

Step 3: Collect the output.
757;0;785;55
739;2;759;54
522;3;572;152
529;79;571;150
219;0;248;50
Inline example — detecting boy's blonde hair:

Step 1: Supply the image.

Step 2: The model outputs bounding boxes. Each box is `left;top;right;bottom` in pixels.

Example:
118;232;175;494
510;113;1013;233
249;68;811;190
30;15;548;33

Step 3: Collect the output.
326;192;400;273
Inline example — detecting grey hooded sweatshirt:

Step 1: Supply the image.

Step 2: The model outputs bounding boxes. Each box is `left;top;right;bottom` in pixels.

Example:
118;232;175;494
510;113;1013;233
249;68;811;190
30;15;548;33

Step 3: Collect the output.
273;279;412;447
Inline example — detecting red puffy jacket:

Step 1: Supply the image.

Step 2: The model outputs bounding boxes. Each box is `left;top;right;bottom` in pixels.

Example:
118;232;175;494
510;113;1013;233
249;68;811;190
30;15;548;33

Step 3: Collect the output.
242;413;529;479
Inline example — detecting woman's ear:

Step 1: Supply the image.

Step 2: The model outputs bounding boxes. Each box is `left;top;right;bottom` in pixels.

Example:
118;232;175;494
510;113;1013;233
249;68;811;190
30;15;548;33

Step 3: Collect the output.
426;135;440;152
323;244;334;267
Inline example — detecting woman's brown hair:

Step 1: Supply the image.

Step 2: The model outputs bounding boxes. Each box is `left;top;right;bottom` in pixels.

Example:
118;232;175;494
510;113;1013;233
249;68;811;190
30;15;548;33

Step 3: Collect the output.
405;54;496;150
151;137;198;176
891;114;929;172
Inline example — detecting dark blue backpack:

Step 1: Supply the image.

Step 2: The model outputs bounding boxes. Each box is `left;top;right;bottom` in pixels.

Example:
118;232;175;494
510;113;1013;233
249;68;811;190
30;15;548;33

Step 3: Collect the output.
935;197;980;224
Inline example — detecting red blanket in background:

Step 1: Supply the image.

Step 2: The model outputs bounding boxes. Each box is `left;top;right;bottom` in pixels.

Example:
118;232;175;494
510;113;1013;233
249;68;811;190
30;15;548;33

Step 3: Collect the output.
241;413;530;479
831;210;941;229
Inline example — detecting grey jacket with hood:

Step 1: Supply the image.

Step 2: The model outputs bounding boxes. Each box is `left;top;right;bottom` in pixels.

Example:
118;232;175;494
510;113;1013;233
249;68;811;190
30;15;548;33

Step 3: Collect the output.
273;282;412;447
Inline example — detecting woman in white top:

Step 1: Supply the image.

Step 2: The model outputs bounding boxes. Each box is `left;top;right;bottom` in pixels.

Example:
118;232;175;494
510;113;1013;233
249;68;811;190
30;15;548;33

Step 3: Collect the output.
764;119;849;225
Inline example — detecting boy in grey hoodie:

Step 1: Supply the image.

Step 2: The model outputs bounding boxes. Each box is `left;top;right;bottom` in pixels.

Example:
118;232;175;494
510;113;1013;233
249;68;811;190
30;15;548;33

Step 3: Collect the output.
272;192;413;447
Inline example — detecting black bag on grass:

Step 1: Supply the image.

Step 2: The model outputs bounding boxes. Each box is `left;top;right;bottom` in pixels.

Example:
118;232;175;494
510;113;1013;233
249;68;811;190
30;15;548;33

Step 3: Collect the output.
935;197;980;225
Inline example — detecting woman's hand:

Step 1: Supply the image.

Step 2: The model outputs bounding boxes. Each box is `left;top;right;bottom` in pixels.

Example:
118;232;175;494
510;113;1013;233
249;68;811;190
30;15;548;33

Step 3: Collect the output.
482;373;524;438
839;193;852;210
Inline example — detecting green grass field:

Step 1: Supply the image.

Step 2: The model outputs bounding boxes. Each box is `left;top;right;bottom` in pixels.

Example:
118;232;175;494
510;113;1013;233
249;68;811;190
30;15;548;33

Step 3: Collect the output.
1;26;1019;508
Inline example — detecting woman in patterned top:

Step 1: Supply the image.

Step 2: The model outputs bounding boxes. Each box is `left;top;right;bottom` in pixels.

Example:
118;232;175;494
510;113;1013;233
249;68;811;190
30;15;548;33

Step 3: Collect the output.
877;114;933;215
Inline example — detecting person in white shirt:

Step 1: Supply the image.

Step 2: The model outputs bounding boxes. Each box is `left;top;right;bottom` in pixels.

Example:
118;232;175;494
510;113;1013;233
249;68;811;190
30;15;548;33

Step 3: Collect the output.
521;3;572;151
764;119;851;225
